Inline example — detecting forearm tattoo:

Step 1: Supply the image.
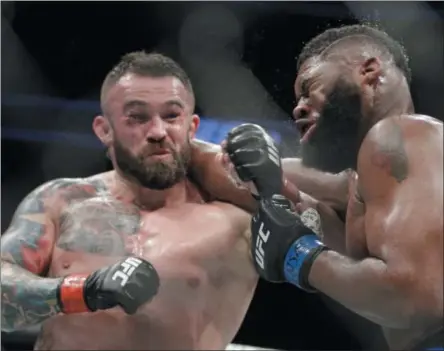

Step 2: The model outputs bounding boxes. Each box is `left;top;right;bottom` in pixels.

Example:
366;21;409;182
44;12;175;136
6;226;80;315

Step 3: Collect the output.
1;262;61;331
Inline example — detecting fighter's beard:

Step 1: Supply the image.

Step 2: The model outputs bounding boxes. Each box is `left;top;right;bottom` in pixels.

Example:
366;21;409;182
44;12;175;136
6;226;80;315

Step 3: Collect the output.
113;139;191;190
301;79;362;173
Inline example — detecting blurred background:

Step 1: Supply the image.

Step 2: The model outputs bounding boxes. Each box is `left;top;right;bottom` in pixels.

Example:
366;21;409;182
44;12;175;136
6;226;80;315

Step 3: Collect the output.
1;1;443;350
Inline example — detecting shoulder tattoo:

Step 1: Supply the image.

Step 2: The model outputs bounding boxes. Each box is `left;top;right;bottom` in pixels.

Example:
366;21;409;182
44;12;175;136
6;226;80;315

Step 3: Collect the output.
370;120;409;183
1;178;99;271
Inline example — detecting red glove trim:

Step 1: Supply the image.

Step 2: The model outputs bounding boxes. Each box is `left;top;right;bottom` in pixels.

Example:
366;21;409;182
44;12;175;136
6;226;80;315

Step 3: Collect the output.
59;274;89;314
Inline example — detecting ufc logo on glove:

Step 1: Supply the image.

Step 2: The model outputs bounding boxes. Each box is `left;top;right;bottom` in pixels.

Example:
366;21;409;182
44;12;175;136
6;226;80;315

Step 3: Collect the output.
254;222;270;269
112;257;143;286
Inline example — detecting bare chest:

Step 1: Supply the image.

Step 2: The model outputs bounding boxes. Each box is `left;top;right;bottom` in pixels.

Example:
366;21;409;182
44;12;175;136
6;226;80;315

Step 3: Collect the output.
46;196;255;349
51;195;235;277
50;196;253;305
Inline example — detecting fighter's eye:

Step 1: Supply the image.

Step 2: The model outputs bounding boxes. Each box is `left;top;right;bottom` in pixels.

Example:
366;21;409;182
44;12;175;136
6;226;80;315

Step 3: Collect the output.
128;113;148;122
164;113;180;120
300;81;310;98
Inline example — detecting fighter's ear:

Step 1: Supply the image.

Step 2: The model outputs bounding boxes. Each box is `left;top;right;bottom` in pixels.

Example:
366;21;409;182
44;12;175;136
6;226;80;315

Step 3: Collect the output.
188;114;200;139
93;115;113;148
359;57;382;88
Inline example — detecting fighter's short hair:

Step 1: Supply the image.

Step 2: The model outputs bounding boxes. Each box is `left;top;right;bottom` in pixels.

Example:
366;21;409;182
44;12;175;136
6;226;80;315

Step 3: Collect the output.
101;51;194;99
297;24;412;83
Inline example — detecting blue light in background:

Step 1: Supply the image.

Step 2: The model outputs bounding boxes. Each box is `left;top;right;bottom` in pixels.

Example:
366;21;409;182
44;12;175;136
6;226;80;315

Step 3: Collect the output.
196;118;281;144
2;94;283;147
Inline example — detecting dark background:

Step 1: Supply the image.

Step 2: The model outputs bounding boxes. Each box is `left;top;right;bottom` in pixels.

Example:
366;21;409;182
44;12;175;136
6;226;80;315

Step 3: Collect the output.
2;2;443;350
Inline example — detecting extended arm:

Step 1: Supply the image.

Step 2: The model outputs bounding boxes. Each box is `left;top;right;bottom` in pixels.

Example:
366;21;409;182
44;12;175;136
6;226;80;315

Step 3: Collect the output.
191;139;349;211
1;181;63;332
282;158;351;211
191;138;348;252
249;117;442;328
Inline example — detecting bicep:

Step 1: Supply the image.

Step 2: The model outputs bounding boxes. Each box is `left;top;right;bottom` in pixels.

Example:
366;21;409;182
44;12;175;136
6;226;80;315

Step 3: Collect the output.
1;189;57;275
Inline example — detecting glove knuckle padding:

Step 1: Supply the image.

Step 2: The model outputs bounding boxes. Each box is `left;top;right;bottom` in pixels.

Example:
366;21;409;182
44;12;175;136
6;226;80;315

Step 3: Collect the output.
227;124;263;149
86;257;160;314
227;123;282;197
229;123;260;136
232;150;265;182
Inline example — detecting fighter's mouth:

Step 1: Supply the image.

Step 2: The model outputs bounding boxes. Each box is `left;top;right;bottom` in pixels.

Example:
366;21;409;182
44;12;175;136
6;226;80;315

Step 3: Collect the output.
148;149;171;156
295;118;317;143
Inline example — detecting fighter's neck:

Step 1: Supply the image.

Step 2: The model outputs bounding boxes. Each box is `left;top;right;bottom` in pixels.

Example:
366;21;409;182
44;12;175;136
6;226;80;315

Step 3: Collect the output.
362;98;414;142
371;87;414;123
110;171;193;211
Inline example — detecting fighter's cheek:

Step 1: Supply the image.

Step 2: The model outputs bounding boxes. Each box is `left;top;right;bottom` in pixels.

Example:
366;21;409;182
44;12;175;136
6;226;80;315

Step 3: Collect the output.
309;87;328;115
163;125;183;142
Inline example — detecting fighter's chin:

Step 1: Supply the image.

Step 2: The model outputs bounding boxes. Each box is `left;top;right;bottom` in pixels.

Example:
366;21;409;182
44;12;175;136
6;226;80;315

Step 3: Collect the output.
137;175;183;190
143;154;174;167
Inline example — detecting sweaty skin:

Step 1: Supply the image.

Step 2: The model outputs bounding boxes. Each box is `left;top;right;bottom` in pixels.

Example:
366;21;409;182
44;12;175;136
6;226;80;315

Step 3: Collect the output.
309;115;443;350
190;140;349;253
1;172;256;350
191;115;443;349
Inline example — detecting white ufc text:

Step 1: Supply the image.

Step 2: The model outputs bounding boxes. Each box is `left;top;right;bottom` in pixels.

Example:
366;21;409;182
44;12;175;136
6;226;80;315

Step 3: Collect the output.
112;257;143;287
255;222;270;269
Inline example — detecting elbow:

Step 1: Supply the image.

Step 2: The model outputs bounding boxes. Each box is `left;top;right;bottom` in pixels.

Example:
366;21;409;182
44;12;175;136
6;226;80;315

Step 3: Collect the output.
383;269;443;329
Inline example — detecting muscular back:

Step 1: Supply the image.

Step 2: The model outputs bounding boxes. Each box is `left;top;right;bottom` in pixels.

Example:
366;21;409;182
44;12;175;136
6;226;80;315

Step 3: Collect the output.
2;173;257;350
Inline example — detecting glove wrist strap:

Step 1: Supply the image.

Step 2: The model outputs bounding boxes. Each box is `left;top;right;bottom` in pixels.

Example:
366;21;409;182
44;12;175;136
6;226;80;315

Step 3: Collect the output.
283;235;328;292
58;274;90;314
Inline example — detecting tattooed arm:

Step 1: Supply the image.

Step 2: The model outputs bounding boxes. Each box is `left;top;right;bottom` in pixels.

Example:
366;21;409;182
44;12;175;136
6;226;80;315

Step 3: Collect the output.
1;180;74;332
307;116;443;328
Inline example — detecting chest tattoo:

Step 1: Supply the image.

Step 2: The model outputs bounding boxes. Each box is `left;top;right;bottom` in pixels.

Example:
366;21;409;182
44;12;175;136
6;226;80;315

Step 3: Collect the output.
57;197;141;255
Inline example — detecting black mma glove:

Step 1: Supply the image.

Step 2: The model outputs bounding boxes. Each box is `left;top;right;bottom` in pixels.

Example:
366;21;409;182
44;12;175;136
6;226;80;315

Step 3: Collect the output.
226;124;283;198
251;194;328;292
58;257;160;315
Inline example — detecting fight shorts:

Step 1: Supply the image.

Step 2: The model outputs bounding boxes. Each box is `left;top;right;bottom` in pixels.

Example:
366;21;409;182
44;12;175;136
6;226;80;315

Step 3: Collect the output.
410;326;443;351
